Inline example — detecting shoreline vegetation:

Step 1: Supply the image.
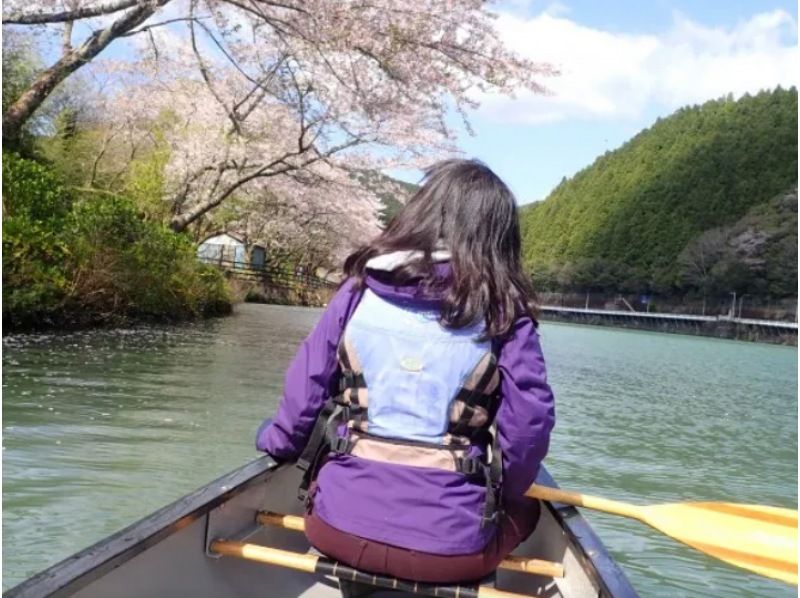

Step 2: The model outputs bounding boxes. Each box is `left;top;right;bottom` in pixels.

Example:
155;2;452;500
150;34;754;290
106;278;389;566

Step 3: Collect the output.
3;90;797;341
3;151;232;333
1;9;796;346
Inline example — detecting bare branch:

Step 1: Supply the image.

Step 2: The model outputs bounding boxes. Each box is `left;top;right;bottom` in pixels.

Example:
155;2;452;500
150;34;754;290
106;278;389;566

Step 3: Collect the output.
188;1;241;135
90;129;118;187
122;16;210;37
170;132;364;232
249;0;308;13
62;20;74;52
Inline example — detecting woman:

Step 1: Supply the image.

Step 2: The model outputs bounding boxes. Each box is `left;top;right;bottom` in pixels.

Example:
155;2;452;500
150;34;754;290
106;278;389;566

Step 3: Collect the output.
256;159;555;584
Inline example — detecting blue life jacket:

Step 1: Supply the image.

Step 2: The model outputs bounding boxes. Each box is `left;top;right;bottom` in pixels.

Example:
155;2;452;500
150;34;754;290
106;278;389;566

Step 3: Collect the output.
298;288;503;525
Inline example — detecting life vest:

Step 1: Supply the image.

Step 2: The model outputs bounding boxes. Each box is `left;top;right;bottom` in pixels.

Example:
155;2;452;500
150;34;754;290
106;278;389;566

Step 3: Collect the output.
298;288;504;526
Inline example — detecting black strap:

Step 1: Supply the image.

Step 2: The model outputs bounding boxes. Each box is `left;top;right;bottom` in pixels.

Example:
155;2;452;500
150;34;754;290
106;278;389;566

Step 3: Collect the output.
297;399;344;502
481;429;503;528
447;350;502;526
339;372;367;391
455;456;483;477
451;387;494;410
330;434;352;454
481;469;498;528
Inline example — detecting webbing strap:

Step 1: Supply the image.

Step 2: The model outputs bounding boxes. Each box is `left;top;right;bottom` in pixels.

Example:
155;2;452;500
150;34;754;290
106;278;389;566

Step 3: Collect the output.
482;430;503;528
297;399;343;502
297;340;369;501
337;343;356;377
339;372;367;391
451;387;494;411
337;342;368;427
456;455;499;528
449;352;498;438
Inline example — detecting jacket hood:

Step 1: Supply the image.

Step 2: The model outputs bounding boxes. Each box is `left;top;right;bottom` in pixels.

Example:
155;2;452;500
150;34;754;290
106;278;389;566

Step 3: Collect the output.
363;250;451;307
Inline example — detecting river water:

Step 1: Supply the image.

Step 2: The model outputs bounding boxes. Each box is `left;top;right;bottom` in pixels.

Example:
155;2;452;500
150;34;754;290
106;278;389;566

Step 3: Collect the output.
2;303;797;596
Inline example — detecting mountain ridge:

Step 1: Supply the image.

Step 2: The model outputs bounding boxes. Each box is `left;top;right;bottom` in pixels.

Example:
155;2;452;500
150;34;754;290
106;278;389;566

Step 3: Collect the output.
520;87;798;298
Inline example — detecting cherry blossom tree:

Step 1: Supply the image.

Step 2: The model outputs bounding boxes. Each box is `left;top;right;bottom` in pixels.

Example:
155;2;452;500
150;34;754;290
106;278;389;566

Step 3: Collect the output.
5;0;555;264
88;51;378;233
3;0;554;147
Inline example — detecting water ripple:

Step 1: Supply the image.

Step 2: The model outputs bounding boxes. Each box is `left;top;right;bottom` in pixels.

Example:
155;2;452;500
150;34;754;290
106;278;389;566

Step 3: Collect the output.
3;306;797;596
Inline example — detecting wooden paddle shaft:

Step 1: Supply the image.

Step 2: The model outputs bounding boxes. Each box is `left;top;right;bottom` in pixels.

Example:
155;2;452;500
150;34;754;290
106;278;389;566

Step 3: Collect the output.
525;484;643;520
211;540;532;598
213;540;318;573
256;512;565;579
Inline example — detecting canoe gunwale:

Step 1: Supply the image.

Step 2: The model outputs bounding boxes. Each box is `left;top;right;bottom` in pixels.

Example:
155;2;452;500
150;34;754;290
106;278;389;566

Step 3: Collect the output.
5;458;638;598
3;456;280;598
534;468;639;598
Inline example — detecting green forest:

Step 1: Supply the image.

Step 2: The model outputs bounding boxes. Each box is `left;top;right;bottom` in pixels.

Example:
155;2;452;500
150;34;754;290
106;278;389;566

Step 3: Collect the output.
521;87;798;307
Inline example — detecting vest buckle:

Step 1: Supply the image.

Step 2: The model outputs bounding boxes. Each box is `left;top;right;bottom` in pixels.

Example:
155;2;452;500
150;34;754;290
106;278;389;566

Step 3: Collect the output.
481;509;500;527
331;436;351;454
455;457;482;477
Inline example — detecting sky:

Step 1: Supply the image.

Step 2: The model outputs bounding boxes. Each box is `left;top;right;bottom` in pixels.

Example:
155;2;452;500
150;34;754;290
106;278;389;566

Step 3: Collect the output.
389;0;799;204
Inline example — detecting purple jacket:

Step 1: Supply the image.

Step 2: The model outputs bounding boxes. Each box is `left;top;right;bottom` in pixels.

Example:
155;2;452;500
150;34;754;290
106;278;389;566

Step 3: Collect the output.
256;269;555;555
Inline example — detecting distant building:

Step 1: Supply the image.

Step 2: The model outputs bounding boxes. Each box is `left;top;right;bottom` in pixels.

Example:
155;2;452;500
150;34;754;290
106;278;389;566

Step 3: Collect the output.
197;233;266;269
250;245;266;269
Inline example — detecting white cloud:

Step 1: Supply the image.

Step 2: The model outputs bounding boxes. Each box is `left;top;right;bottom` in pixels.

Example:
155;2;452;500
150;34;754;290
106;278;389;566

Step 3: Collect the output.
477;8;799;124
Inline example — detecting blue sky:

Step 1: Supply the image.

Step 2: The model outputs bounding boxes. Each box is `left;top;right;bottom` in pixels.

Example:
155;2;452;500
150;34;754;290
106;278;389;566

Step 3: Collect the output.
390;0;798;204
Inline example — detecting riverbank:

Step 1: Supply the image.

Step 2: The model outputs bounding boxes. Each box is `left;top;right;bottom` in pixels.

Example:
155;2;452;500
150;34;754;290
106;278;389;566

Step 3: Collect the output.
539;306;798;346
1;257;334;335
226;271;335;309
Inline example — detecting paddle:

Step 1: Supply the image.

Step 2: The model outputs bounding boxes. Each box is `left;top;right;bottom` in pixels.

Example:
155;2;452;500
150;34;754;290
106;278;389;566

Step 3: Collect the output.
526;484;798;585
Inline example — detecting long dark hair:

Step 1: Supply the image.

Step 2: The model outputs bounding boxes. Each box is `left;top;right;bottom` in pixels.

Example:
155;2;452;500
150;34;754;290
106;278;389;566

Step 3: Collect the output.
344;159;537;339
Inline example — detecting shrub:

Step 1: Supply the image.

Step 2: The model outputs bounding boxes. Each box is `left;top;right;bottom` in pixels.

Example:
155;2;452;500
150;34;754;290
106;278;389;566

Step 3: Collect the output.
2;152;71;326
64;195;231;322
2;152;230;330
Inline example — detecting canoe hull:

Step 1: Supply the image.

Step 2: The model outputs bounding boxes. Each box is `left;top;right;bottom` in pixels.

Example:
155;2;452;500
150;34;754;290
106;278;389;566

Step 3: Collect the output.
5;458;638;598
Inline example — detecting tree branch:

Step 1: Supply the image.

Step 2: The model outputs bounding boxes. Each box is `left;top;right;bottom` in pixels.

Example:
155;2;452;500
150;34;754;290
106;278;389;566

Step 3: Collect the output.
188;1;241;135
3;0;172;142
3;0;141;24
122;16;209;37
62;20;74;52
169;135;363;232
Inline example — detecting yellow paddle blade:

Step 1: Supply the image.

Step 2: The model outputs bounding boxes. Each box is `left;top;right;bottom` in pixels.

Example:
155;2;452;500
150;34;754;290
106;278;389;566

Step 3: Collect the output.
641;502;798;585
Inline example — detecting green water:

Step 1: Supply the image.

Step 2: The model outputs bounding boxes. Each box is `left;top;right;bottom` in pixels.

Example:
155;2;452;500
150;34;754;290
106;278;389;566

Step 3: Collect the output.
3;304;797;596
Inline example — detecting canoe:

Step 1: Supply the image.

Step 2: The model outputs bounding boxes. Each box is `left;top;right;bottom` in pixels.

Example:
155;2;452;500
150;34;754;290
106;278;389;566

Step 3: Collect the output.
5;457;639;598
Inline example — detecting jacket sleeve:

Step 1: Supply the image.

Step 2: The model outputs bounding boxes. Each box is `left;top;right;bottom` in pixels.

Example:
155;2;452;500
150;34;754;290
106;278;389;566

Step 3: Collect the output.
495;316;556;501
255;278;361;461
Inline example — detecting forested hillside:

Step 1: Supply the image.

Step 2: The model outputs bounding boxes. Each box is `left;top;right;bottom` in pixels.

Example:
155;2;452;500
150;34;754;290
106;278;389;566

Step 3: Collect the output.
521;87;798;302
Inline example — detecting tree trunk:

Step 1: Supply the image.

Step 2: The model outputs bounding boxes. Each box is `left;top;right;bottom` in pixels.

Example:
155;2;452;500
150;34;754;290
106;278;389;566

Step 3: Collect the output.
2;0;168;143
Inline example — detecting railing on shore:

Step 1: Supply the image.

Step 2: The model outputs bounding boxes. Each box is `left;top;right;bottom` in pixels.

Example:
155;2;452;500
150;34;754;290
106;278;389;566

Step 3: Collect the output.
199;258;338;291
537;292;797;322
540;305;798;330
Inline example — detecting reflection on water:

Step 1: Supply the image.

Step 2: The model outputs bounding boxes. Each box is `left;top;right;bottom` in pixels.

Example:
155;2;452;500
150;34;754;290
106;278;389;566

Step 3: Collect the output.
3;304;797;596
